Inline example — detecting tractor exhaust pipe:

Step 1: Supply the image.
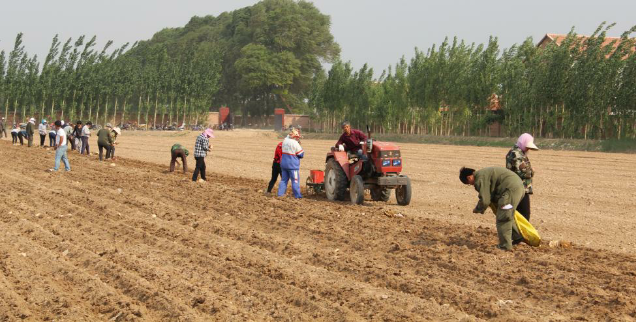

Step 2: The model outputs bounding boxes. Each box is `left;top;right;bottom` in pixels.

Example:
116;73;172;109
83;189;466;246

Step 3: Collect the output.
366;125;373;153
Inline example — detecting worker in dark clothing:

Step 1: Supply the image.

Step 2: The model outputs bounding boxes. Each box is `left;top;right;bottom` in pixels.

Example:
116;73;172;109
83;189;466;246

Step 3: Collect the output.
170;143;189;173
26;118;35;147
0;117;6;138
18;125;27;145
335;121;367;158
192;129;214;182
460;166;525;251
73;121;83;152
267;141;283;193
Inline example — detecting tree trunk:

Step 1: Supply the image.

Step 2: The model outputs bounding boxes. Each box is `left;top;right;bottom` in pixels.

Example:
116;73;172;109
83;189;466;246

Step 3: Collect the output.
137;95;142;128
144;93;150;130
112;97;118;126
88;95;93;122
50;98;55;120
103;97;109;126
80;97;86;121
183;96;187;127
40;91;46;122
95;96;100;126
169;99;173;125
13;98;18;122
153;90;158;128
121;97;127;127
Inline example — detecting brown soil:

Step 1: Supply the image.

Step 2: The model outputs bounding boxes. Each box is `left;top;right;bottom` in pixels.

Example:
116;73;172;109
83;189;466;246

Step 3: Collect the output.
1;131;635;321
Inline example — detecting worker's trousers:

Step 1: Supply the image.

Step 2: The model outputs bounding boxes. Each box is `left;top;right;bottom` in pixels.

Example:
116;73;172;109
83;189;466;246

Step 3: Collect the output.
81;137;90;155
267;161;282;193
495;188;525;250
98;143;111;161
170;150;187;173
192;157;206;181
54;145;71;171
278;168;302;198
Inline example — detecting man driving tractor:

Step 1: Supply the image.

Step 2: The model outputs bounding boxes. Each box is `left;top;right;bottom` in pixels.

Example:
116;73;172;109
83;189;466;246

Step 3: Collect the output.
335;121;367;159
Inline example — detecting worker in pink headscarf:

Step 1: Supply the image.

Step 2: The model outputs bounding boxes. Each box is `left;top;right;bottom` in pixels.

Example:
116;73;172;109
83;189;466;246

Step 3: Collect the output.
506;133;539;222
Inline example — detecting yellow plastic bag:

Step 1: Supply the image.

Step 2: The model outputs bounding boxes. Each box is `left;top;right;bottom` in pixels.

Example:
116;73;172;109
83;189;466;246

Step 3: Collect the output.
489;204;542;247
514;211;541;246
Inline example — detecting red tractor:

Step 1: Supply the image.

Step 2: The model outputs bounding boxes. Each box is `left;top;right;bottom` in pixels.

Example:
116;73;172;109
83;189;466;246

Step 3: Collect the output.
306;127;411;205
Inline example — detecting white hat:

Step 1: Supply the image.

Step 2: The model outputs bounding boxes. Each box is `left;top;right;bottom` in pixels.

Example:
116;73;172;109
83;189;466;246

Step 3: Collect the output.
29;118;35;122
113;127;121;135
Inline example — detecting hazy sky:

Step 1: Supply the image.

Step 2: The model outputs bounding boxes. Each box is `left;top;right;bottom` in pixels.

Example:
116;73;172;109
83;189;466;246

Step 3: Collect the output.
1;0;635;76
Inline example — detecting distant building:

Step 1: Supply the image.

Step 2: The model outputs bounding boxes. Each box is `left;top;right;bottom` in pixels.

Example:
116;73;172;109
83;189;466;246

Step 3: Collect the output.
537;33;635;58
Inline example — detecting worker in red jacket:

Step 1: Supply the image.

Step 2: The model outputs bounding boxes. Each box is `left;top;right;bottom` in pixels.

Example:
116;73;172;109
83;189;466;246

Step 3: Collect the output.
335;121;367;157
267;141;283;193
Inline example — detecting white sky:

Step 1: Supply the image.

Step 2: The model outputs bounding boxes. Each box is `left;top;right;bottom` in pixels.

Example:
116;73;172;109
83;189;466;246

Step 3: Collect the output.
1;0;635;77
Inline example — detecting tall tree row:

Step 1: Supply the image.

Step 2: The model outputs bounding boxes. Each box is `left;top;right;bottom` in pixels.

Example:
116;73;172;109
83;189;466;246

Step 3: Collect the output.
1;0;634;141
312;23;636;140
0;33;222;128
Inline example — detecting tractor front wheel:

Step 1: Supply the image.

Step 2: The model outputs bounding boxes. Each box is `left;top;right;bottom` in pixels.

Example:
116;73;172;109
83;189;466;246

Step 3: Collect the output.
396;175;412;206
371;186;391;202
325;159;347;201
350;175;365;205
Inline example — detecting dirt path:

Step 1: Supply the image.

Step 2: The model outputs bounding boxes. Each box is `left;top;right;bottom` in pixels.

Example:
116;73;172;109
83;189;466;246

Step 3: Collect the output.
1;138;635;321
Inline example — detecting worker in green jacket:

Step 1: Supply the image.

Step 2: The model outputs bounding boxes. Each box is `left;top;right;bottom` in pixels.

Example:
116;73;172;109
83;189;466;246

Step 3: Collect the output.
459;166;525;251
97;126;114;161
170;143;189;173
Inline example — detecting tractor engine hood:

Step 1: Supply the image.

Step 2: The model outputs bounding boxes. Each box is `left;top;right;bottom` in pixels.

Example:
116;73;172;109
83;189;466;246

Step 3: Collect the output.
371;141;402;173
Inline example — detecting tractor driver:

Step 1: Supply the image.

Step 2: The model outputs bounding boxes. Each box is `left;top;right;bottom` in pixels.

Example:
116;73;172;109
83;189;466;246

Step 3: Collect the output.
335;121;367;159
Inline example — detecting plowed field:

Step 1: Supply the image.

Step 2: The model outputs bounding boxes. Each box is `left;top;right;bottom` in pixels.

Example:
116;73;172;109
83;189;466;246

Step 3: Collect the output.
1;130;635;321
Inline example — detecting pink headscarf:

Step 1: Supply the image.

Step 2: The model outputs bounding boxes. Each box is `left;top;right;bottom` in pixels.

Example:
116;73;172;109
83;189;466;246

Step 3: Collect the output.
203;128;215;138
516;133;538;152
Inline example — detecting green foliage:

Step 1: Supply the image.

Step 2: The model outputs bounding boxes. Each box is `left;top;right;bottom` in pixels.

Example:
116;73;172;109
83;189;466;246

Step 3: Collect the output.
311;23;636;139
130;0;339;123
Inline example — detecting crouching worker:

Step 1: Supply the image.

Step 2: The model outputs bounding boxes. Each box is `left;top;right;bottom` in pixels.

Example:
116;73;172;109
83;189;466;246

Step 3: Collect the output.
277;128;304;198
170;143;189;173
459;166;525;251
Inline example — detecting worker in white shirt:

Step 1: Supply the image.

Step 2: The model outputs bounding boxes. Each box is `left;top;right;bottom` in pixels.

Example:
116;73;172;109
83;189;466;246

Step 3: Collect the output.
49;120;71;172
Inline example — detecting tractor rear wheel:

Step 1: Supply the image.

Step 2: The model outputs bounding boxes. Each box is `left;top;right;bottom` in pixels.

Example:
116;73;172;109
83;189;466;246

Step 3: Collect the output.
396;175;412;206
325;158;347;201
350;175;365;205
370;186;391;202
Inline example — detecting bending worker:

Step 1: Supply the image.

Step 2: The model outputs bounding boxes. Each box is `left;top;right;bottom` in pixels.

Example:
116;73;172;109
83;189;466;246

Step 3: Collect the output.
277;128;304;198
459;166;525;251
335;121;367;158
170;143;189;173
